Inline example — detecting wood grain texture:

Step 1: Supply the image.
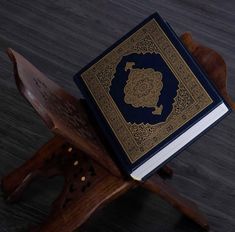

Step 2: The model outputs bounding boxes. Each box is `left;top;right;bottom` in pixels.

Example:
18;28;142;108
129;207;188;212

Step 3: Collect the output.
0;0;234;231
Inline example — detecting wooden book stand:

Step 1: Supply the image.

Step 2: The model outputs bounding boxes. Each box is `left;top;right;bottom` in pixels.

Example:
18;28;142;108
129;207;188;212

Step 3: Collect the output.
1;33;234;232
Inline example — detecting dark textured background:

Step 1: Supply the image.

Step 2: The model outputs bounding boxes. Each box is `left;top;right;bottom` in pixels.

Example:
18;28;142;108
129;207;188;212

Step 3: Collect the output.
0;0;234;231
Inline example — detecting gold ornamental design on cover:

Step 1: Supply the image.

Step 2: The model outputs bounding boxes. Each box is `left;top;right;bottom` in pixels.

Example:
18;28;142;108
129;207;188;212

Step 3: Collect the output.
124;62;163;115
81;19;213;163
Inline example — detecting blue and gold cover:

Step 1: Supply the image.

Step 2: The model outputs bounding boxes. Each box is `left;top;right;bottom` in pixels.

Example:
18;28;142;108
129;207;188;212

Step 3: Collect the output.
74;13;225;175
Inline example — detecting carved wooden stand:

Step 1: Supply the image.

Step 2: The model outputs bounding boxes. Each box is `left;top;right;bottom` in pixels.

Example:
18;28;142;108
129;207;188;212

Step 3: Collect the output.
1;33;234;232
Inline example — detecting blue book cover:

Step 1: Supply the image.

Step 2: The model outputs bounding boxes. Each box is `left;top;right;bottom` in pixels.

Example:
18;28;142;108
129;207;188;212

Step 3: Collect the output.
74;12;230;180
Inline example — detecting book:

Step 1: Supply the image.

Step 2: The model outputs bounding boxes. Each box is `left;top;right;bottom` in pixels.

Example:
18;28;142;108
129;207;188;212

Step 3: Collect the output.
74;12;231;180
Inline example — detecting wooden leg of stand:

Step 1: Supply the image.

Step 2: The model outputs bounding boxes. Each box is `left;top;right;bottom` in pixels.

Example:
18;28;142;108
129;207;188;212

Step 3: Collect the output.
142;174;209;231
34;175;134;232
1;135;135;232
1;136;70;202
30;144;135;232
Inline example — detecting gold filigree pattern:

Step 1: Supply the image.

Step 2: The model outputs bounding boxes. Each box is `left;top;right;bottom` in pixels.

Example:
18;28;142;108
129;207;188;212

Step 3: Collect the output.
124;62;163;115
80;19;213;162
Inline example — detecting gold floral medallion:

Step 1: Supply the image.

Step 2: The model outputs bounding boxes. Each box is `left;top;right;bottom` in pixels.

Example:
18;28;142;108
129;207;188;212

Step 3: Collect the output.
124;62;163;115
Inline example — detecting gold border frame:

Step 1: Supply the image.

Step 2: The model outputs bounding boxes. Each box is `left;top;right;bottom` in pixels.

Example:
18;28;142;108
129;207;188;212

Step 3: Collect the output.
81;19;213;163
